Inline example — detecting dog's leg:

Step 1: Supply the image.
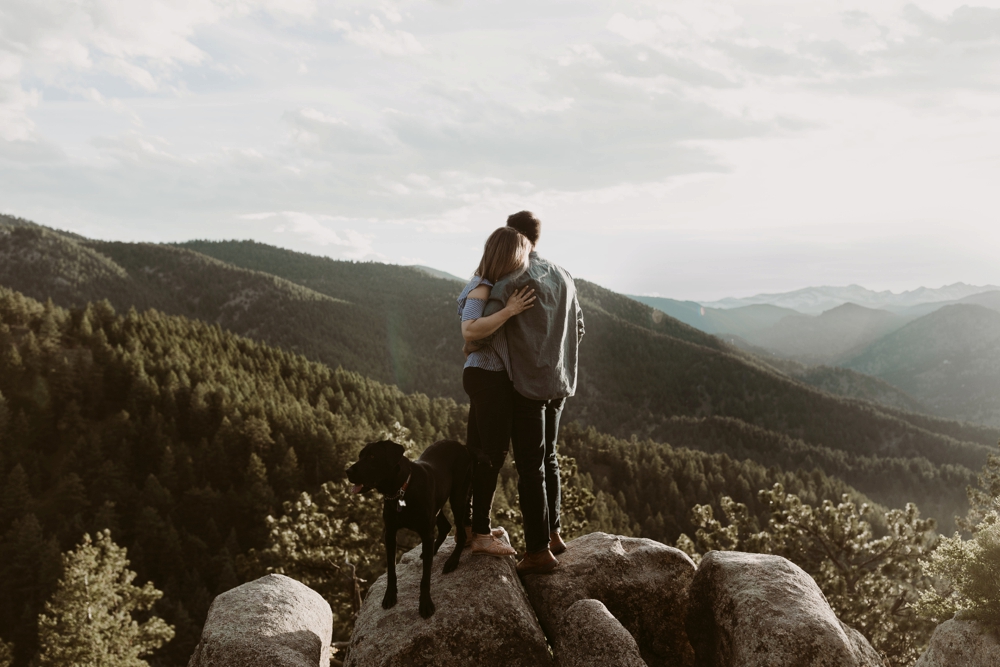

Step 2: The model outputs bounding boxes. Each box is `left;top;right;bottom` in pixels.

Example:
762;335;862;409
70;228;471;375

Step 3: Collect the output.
443;460;472;574
434;512;450;554
418;530;436;618
382;526;398;610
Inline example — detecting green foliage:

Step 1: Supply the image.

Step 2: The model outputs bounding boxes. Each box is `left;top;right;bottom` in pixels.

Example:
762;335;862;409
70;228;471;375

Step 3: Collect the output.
634;415;975;533
0;639;13;667
562;424;866;545
680;484;938;666
919;449;1000;628
241;483;383;640
0;285;465;664
37;530;174;667
919;509;1000;628
960;452;1000;533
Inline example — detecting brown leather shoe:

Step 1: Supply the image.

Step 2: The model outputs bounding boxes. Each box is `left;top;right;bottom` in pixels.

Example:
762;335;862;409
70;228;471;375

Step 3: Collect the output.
549;530;567;555
516;548;558;575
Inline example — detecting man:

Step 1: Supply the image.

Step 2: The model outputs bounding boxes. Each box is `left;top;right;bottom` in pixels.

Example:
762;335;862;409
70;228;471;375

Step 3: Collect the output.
483;211;585;574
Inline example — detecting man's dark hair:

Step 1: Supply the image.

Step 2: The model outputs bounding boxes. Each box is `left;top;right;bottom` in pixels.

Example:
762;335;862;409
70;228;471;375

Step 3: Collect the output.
506;211;541;247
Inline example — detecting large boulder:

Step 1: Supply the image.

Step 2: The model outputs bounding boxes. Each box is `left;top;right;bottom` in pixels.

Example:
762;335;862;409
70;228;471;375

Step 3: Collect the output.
520;532;697;667
685;551;883;667
345;535;552;667
914;618;1000;667
188;573;332;667
558;599;647;667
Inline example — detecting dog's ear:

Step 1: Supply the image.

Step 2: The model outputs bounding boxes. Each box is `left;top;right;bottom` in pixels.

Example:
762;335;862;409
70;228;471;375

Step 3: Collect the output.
377;440;406;466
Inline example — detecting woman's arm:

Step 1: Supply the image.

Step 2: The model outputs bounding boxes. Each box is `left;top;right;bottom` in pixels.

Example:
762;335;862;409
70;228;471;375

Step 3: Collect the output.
461;285;536;342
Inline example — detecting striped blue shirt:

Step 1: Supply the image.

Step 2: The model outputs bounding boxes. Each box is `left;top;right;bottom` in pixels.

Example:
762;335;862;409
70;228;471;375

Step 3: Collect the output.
457;276;512;377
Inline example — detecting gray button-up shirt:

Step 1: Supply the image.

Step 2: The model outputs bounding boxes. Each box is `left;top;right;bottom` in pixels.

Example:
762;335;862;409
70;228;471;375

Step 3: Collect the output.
484;251;585;400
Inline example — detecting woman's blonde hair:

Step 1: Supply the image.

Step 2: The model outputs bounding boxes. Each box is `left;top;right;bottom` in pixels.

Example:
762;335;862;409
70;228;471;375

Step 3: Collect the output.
475;227;532;283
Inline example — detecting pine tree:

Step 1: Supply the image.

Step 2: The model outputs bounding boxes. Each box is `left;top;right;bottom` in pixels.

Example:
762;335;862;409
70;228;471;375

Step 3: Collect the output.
36;530;174;667
0;465;33;531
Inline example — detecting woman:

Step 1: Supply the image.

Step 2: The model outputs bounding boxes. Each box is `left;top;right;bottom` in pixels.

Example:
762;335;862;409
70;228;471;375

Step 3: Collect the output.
457;226;536;556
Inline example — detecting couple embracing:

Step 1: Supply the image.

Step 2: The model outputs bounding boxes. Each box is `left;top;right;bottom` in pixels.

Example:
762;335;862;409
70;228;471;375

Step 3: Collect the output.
456;211;585;575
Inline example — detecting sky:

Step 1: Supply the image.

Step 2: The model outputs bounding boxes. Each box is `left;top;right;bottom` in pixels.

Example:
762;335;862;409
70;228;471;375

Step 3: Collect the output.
2;0;1000;301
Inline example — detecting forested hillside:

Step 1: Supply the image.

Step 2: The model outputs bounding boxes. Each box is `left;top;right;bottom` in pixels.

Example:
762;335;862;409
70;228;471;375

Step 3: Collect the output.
183;239;999;462
0;217;466;402
788;364;928;413
3;218;996;535
0;286;875;665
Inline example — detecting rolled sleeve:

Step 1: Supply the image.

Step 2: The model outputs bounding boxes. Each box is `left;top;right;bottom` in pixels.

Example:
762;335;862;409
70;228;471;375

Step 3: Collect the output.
462;297;487;322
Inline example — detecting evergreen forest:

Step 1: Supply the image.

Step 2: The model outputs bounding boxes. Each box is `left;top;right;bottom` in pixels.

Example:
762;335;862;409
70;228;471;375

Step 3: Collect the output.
1;214;997;665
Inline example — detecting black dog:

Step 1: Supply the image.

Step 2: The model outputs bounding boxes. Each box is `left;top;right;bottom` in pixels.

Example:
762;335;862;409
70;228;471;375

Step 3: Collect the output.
346;438;472;618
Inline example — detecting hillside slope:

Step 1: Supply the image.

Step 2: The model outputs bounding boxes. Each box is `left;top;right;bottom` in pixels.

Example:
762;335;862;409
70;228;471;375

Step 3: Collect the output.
627;295;796;338
184;239;996;461
743;303;905;364
0;219;467;401
571;294;992;470
2;220;995;527
844;304;1000;427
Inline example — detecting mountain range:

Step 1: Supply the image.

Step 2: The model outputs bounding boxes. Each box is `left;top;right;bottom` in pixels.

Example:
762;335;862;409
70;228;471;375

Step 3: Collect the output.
631;289;1000;426
1;213;996;533
695;283;1000;314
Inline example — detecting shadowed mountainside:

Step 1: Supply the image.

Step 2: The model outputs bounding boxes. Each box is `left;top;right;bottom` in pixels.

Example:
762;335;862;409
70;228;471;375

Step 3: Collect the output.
843;304;1000;428
627;296;797;339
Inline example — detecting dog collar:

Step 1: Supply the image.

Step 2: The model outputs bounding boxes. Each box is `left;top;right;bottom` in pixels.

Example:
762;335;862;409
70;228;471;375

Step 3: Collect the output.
384;472;411;501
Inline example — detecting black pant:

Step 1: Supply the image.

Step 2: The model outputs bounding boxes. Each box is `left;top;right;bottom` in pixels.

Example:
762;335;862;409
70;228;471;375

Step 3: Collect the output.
464;367;513;535
544;398;566;534
512;391;565;554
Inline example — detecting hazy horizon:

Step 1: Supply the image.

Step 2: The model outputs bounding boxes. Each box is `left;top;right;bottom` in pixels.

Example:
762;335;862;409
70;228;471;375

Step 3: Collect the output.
3;0;1000;301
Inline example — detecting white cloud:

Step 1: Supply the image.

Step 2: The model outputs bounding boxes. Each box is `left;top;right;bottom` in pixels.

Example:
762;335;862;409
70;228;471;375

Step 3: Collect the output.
251;211;375;259
104;58;159;92
607;14;660;44
3;0;1000;297
332;16;426;56
0;55;38;143
283;108;395;154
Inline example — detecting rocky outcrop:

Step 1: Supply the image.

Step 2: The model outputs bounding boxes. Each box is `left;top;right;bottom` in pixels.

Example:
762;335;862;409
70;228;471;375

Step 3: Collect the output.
187;573;332;667
685;551;884;667
188;537;892;667
558;599;647;667
521;532;696;667
914;619;1000;667
345;535;552;667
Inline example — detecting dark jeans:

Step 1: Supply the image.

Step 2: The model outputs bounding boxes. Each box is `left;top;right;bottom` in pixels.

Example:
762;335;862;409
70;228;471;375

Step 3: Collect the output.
463;367;513;536
512;391;569;554
544;398;566;534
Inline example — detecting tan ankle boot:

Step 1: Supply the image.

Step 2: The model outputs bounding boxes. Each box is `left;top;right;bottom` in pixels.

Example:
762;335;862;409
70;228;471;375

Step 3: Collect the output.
516;548;558;575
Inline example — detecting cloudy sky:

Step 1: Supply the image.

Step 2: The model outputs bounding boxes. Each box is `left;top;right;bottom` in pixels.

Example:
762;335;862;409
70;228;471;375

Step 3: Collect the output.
2;0;1000;300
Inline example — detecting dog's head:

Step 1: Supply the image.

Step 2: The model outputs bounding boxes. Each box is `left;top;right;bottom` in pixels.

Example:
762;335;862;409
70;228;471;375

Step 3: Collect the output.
346;439;407;494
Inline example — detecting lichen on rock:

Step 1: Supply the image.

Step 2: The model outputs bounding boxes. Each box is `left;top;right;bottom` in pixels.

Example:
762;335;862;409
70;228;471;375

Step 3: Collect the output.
914;619;1000;667
187;573;332;667
521;532;697;667
345;535;552;667
685;551;884;667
